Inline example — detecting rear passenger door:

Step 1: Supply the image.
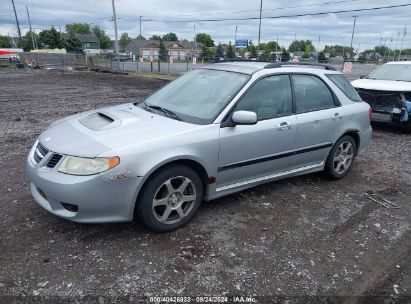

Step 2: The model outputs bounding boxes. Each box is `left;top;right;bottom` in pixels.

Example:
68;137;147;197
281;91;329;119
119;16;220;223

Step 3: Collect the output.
291;74;345;169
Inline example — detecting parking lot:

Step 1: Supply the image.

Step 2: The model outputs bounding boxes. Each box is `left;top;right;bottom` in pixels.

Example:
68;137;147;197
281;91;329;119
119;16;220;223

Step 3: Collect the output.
0;67;410;302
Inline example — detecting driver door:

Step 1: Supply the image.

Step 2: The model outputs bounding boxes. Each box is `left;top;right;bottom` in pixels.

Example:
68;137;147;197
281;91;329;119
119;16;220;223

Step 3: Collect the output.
217;74;297;190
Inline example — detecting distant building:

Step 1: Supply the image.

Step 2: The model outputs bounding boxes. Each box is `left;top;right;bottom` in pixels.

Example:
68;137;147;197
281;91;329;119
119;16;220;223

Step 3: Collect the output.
327;56;345;64
124;39;202;60
291;51;304;57
308;51;318;60
62;33;100;50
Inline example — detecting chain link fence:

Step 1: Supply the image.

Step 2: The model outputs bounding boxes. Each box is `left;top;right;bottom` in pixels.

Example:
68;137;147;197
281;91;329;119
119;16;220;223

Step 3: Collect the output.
92;54;218;74
7;52;382;80
9;52;210;74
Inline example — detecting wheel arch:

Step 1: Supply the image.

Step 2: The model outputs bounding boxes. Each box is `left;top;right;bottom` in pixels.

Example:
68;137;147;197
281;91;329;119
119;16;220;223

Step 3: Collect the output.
132;157;211;217
340;129;360;155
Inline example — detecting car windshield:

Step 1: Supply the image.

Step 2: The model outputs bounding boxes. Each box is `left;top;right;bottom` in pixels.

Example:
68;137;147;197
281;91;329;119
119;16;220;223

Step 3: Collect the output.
367;64;411;82
139;69;249;124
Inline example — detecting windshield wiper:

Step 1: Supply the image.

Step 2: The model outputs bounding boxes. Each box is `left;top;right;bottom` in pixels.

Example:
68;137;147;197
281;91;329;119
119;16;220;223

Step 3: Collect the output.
143;102;183;121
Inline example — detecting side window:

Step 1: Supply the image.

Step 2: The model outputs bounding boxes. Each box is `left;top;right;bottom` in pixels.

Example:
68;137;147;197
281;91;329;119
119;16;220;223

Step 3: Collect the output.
326;74;362;102
235;75;292;120
292;75;336;113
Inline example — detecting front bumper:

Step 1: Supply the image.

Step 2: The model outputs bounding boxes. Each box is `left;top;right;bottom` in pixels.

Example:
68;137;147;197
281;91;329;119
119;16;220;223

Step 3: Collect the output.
26;144;143;223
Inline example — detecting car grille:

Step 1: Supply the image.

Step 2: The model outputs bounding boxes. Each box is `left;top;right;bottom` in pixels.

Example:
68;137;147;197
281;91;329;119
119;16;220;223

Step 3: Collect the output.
46;153;63;168
33;142;63;168
33;142;49;164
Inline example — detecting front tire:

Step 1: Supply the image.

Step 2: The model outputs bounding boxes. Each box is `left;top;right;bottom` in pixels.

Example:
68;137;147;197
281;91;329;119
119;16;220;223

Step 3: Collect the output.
324;135;357;179
135;165;203;232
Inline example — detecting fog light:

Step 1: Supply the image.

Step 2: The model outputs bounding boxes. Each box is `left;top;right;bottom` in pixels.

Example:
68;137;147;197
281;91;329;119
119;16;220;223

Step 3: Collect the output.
61;202;78;212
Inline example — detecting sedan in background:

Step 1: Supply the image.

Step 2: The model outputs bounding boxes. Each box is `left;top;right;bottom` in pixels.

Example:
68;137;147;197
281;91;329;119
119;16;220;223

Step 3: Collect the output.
352;62;411;128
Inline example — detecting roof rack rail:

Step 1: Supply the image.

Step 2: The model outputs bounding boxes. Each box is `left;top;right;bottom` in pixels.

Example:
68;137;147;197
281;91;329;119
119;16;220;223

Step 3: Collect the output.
263;62;336;71
212;58;271;63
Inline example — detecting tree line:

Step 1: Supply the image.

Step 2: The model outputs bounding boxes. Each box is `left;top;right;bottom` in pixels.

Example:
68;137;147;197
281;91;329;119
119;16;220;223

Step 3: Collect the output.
1;26;410;60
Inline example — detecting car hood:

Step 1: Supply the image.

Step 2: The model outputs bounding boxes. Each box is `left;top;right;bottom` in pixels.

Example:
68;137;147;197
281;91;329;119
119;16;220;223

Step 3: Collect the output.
38;103;204;157
351;79;411;92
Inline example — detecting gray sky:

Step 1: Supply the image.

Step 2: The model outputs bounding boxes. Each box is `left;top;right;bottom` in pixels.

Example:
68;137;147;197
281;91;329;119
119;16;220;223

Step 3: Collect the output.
0;0;410;51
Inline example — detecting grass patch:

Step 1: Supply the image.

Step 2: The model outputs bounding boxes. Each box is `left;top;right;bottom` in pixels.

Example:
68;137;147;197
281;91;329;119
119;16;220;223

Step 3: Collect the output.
130;71;177;80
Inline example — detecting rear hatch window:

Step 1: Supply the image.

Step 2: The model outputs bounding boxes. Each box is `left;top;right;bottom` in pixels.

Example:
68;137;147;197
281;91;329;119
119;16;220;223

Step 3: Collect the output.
327;74;362;102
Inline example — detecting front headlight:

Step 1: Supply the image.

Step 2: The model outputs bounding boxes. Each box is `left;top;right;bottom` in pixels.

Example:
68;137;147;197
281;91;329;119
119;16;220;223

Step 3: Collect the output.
58;156;120;176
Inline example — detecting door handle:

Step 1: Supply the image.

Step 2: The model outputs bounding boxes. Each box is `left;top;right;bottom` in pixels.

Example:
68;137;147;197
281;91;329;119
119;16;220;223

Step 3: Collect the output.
277;121;291;131
332;112;342;120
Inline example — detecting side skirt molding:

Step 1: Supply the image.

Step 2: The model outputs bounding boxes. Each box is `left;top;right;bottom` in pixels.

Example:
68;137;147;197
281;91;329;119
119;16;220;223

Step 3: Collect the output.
216;162;324;192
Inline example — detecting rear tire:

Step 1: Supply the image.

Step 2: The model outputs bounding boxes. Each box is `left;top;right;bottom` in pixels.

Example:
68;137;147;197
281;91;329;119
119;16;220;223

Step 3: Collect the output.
324;135;357;179
135;165;203;232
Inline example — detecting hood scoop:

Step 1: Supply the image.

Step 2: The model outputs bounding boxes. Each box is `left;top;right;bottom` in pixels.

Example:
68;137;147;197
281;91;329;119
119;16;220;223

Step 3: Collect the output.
79;111;121;131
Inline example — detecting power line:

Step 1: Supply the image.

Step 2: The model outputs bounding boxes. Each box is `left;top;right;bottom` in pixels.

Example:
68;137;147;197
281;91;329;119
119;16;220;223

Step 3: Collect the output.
138;3;411;23
141;0;368;18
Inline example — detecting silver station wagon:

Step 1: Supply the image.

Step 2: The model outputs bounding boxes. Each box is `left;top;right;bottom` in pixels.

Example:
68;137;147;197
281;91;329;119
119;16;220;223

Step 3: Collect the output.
26;62;372;232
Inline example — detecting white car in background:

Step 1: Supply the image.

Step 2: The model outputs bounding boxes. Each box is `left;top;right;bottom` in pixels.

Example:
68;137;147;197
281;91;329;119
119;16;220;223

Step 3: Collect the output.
352;62;411;128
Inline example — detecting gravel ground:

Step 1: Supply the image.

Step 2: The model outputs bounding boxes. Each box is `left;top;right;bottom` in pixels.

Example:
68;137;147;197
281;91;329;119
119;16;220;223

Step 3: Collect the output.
0;68;410;303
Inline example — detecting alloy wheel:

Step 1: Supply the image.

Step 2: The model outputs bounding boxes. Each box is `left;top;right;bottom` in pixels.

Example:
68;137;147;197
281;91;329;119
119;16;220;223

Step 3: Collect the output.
152;176;197;224
333;141;354;174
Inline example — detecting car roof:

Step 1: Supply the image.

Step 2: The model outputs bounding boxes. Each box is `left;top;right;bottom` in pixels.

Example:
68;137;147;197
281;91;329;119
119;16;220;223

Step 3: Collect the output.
199;61;267;74
385;61;411;65
199;61;338;75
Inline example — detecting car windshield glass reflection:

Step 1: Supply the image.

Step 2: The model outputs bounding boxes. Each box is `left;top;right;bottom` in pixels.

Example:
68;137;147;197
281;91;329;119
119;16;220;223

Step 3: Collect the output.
368;64;411;82
139;69;249;124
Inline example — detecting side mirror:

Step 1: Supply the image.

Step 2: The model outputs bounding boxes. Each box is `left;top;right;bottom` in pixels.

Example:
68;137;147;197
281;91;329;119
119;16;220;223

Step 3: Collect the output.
360;75;367;79
231;111;258;125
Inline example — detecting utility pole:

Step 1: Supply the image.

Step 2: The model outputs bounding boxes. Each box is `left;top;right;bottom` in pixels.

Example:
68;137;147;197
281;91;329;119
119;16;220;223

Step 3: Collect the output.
383;39;387;61
399;25;407;61
139;16;142;37
112;0;120;69
388;35;393;61
349;16;358;60
317;35;320;52
394;32;400;61
26;6;37;50
393;31;400;61
11;0;22;40
234;25;238;56
377;36;382;61
257;0;263;51
276;35;279;61
194;24;197;58
276;35;278;52
7;32;13;47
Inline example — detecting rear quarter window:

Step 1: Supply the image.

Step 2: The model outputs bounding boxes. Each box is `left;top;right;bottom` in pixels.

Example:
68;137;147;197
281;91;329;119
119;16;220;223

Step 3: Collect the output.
292;74;336;113
326;74;362;102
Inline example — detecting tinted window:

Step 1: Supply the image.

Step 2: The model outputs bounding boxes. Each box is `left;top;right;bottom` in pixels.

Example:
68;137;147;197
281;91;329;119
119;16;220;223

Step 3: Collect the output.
292;75;335;113
327;74;362;102
235;75;292;120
